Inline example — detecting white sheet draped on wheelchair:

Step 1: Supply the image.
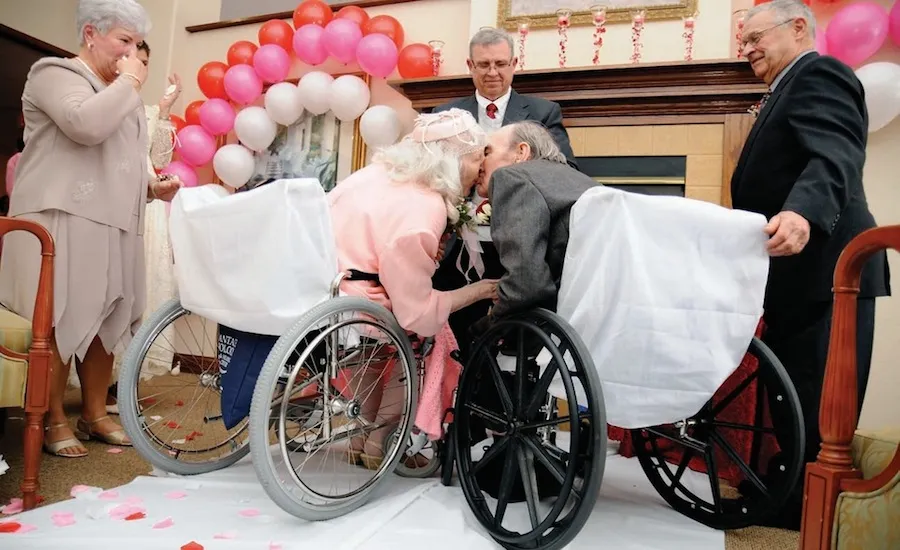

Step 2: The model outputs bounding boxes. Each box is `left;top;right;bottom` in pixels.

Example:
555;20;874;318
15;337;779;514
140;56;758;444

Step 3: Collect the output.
169;179;770;430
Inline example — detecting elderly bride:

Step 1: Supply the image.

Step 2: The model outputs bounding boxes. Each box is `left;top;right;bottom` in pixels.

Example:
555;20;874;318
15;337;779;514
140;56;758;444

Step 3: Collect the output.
328;108;496;468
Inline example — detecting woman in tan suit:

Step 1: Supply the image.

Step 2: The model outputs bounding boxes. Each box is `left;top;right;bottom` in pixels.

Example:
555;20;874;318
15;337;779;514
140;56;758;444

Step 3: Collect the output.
0;0;180;458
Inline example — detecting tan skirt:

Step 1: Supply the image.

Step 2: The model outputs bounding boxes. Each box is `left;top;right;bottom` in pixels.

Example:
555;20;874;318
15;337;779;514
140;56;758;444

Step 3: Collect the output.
0;209;146;365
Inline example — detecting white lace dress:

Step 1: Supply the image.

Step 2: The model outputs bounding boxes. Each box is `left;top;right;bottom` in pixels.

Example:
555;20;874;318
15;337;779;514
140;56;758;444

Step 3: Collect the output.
68;105;177;387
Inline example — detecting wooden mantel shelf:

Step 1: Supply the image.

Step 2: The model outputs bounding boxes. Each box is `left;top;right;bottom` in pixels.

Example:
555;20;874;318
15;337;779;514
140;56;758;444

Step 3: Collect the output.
389;58;768;119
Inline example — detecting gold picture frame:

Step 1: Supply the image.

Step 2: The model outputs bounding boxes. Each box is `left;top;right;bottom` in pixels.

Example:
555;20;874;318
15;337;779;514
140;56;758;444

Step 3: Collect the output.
497;0;699;30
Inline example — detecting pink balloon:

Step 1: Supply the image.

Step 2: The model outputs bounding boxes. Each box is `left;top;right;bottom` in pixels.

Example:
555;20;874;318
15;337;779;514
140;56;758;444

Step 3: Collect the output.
223;64;263;105
253;43;292;83
161;160;198;188
890;1;900;48
815;29;828;55
322;18;363;64
356;34;398;79
293;24;328;65
826;2;889;67
175;125;217;166
198;98;236;136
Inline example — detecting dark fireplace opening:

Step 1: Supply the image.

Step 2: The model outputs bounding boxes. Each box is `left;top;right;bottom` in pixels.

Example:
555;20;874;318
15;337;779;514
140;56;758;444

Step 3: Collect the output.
578;156;686;197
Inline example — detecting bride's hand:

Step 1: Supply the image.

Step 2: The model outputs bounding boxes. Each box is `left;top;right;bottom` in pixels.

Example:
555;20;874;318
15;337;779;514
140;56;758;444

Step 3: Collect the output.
151;175;183;202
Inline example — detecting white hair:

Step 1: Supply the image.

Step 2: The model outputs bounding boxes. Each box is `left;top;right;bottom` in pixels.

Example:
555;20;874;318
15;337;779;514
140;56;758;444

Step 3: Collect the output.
507;121;566;164
747;0;816;38
76;0;151;45
469;27;515;59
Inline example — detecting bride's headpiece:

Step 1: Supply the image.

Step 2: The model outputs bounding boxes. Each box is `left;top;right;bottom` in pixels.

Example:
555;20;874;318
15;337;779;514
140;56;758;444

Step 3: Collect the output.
406;108;486;157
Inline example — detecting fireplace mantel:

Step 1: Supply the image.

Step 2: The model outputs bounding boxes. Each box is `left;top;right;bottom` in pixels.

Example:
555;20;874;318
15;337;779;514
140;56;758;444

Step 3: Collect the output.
389;58;767;120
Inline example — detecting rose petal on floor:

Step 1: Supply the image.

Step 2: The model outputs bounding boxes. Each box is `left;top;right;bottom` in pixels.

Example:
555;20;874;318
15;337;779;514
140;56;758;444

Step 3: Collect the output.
165;491;188;500
238;508;260;518
106;448;124;454
98;490;119;500
213;530;237;539
152;516;175;529
1;498;23;515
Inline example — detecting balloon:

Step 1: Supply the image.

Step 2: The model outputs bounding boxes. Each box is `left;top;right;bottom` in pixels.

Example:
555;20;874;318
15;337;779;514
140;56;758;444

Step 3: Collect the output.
815;29;828;55
184;100;204;126
362;15;404;49
213;144;256;189
227;40;258;66
356;33;398;78
322;18;363;64
175;125;217;166
397;43;434;78
336;5;369;27
253;43;291;83
234;106;278;152
293;0;333;28
855;62;900;133
265;82;304;125
754;0;809;4
170;114;187;134
359;105;401;147
297;71;334;115
826;2;889;67
197;61;228;99
198;98;236;136
293;23;328;65
329;74;370;122
890;1;900;48
223;64;263;105
258;19;294;52
161;160;198;188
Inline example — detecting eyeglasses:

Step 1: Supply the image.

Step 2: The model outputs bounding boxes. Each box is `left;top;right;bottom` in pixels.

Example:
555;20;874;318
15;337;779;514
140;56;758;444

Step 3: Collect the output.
471;60;513;73
740;19;794;49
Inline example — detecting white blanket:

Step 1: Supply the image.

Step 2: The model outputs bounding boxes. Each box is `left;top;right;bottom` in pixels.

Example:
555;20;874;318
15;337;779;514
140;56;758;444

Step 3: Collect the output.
557;187;769;429
168;180;338;336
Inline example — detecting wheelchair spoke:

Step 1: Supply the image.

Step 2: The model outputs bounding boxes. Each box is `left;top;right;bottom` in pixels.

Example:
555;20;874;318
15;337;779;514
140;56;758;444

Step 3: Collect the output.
672;448;696;488
520;411;591;432
703;448;723;515
484;350;516;418
707;420;775;435
472;436;512;477
515;328;527;418
524;359;560;419
515;444;541;533
709;430;770;499
520;435;573;498
493;438;520;528
644;426;707;454
466;402;510;430
710;370;758;417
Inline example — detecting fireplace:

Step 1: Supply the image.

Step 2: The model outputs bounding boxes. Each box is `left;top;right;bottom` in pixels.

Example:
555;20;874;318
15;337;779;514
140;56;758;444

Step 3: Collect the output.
581;156;685;197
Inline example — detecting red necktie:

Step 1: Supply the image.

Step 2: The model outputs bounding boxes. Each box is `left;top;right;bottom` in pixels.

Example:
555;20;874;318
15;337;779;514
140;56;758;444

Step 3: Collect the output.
486;103;498;119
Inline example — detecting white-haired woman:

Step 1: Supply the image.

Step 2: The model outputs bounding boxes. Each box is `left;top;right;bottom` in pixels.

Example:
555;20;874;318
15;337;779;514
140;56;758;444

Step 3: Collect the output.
328;108;497;468
0;0;181;458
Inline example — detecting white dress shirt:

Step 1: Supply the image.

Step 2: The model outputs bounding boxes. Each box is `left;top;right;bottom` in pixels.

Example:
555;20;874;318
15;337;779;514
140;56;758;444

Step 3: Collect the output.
475;88;512;133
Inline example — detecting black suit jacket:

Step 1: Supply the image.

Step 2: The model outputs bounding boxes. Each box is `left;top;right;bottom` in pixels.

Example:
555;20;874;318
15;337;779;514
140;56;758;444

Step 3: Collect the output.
731;52;890;310
433;90;578;170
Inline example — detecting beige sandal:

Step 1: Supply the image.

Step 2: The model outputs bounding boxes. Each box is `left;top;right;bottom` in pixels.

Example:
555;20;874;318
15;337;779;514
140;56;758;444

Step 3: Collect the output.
74;415;132;446
43;422;88;458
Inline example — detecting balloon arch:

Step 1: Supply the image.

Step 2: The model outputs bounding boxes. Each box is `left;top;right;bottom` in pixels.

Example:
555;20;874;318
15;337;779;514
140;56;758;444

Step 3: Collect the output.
162;0;437;190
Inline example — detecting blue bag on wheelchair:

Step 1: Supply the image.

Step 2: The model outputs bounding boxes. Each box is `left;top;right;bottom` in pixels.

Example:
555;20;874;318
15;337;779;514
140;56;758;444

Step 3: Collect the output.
217;324;279;430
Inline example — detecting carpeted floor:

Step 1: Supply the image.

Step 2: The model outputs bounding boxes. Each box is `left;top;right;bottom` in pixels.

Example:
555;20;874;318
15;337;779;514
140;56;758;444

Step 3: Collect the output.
0;394;799;549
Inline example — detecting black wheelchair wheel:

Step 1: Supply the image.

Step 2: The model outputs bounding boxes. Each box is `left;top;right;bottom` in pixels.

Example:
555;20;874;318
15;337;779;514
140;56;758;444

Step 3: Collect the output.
452;309;606;550
631;336;804;530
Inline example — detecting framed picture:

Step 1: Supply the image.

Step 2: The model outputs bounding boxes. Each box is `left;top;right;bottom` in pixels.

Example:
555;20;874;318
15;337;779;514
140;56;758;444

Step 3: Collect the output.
231;73;370;192
497;0;699;30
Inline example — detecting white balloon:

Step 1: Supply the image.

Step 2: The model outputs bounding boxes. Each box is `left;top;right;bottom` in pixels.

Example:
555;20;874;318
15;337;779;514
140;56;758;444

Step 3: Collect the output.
329;75;371;122
297;71;334;115
233;106;278;152
359;105;401;148
264;82;304;126
855;62;900;134
213;144;256;189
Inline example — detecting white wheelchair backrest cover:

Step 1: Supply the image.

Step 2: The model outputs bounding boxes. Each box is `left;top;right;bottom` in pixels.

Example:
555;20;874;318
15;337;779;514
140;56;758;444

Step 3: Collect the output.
557;186;770;429
168;179;339;336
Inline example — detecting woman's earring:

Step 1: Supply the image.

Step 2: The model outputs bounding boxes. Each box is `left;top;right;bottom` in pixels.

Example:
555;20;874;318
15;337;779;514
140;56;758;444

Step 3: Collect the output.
88;42;94;50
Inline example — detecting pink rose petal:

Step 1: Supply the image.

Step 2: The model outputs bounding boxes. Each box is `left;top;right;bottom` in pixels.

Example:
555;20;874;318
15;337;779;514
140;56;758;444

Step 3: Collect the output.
1;498;23;515
238;508;260;518
16;523;38;534
98;490;119;500
152;517;175;529
51;512;76;527
106;448;124;454
69;485;92;497
108;503;145;520
269;543;283;550
213;530;237;540
165;491;188;500
123;496;144;505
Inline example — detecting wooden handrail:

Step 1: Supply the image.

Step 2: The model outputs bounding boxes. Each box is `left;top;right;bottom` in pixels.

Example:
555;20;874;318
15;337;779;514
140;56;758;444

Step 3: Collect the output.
801;224;900;550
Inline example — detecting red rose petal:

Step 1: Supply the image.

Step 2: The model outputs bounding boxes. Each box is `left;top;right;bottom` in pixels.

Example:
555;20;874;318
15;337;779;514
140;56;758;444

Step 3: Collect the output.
175;400;184;406
141;397;157;405
124;512;145;521
184;431;203;441
165;421;180;429
181;542;204;550
0;521;21;533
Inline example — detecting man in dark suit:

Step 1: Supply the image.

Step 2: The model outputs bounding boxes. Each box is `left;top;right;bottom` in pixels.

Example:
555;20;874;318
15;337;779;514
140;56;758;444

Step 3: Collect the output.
732;0;890;529
432;28;578;353
477;121;600;321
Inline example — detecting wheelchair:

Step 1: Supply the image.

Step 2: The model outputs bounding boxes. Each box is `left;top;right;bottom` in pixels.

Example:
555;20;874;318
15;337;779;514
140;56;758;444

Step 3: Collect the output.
119;271;804;549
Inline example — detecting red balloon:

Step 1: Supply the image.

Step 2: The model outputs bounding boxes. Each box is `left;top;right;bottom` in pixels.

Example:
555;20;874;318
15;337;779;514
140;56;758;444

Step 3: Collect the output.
258;19;294;52
336;5;369;27
227;40;258;66
184;100;204;127
170;114;187;134
362;15;404;49
397;43;433;79
197;61;228;99
293;0;334;28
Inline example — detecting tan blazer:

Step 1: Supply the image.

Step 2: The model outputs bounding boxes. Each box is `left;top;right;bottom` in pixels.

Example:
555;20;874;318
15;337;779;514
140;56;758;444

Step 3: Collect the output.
9;57;149;234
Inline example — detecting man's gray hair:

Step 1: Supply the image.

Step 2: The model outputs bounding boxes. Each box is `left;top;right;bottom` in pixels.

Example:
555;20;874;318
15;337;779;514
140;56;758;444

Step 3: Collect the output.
507;121;566;164
469;27;514;59
76;0;151;45
746;0;816;38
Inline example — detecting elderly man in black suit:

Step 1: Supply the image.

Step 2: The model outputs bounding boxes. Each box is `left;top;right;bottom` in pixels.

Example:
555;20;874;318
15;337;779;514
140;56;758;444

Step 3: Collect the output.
732;0;890;529
432;28;578;354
